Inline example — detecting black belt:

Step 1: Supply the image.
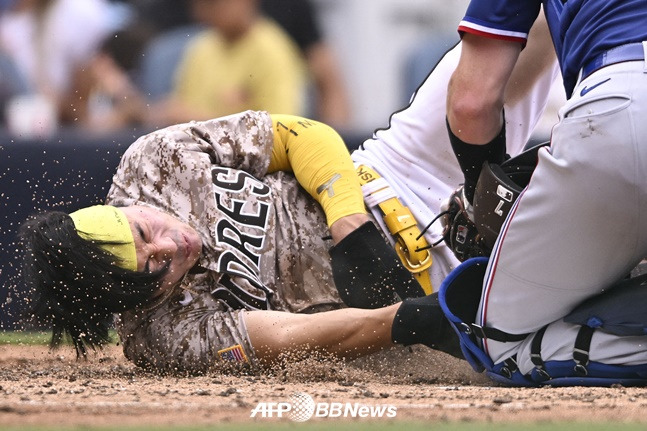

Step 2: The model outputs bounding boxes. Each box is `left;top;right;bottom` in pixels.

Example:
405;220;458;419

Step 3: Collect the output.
581;42;645;82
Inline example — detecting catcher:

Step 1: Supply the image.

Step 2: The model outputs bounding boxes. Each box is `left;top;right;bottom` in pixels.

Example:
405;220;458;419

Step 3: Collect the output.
440;0;647;387
18;18;558;374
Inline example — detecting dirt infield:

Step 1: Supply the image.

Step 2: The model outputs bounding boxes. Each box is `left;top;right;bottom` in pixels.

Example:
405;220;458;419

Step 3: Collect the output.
2;344;647;428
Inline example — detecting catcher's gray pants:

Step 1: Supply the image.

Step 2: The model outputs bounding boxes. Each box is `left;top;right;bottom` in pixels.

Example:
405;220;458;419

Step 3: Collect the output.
477;58;647;375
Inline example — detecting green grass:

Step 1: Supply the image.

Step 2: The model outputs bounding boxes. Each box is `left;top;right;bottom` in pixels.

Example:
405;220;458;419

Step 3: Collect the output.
2;422;647;431
0;330;52;345
0;330;119;345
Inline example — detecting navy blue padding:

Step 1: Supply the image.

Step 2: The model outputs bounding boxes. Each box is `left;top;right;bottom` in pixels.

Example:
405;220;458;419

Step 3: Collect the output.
531;360;647;387
439;257;492;373
439;258;647;387
564;272;647;336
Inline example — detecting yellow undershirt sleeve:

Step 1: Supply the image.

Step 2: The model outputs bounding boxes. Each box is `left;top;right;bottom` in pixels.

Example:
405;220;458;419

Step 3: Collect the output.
268;114;366;226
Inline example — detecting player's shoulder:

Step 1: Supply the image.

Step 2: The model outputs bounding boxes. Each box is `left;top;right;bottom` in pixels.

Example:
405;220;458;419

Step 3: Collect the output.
132;110;272;150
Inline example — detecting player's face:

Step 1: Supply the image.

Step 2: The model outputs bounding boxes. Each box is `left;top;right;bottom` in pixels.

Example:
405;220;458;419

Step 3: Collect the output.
191;0;256;40
120;206;203;291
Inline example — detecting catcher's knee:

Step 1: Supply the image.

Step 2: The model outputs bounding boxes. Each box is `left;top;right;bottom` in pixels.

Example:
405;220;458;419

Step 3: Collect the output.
440;258;647;387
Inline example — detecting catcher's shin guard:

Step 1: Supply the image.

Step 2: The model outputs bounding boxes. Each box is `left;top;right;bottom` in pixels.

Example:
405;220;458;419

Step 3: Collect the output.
391;293;462;358
439;258;647;387
438;257;536;386
329;221;424;308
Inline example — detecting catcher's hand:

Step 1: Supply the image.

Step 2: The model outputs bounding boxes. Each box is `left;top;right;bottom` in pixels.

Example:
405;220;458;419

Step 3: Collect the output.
440;187;487;262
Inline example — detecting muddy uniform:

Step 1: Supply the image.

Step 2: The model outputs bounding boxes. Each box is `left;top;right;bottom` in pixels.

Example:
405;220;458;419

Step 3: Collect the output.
107;111;344;373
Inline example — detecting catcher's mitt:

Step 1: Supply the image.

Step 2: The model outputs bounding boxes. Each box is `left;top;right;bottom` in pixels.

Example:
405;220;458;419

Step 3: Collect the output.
441;141;550;261
440;187;487;262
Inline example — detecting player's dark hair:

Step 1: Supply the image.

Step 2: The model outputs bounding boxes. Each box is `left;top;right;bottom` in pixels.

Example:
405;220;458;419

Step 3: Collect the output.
18;211;167;358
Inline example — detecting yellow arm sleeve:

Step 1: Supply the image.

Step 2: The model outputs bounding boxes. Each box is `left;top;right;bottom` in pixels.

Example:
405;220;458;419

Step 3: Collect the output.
268;114;366;226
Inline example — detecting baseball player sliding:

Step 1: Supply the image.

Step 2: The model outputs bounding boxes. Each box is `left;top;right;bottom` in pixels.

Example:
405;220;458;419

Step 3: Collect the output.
442;0;647;385
20;16;564;379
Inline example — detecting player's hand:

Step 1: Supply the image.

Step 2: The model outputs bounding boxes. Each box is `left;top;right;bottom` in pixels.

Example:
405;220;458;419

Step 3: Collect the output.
440;186;486;262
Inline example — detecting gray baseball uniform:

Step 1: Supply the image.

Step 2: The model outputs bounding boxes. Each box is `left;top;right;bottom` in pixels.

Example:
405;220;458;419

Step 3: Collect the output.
454;0;647;381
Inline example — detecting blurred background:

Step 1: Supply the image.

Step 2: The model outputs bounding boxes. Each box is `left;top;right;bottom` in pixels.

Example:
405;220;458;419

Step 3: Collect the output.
0;0;471;137
1;0;555;330
313;0;469;131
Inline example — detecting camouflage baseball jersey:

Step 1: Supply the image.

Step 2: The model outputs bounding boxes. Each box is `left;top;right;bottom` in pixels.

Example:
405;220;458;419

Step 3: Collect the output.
106;111;342;373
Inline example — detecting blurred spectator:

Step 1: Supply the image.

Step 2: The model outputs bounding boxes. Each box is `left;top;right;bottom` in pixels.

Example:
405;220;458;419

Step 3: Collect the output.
261;0;351;129
121;0;192;34
0;1;31;127
143;0;306;127
83;26;153;132
96;1;197;104
0;52;30;122
137;23;203;102
0;0;117;129
121;0;349;128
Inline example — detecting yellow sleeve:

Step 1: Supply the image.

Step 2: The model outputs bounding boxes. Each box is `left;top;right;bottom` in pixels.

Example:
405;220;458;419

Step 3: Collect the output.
268;114;366;226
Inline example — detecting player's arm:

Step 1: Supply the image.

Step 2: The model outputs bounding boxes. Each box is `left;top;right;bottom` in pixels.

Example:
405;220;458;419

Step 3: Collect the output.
446;34;522;204
244;305;398;361
244;293;460;363
447;33;521;144
267;114;426;307
267;114;367;243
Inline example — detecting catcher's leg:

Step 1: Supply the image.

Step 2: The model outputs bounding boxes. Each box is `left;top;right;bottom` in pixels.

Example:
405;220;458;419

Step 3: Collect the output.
478;61;647;367
440;258;647;386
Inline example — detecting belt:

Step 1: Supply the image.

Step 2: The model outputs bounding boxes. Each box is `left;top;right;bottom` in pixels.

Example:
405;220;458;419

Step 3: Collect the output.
356;165;433;295
581;42;645;82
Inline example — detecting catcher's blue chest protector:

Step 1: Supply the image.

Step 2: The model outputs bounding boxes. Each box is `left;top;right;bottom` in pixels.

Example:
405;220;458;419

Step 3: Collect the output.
439;258;647;387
